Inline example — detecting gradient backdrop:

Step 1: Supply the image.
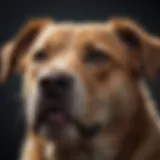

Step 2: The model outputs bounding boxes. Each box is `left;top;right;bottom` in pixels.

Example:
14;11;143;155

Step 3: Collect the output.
0;0;160;159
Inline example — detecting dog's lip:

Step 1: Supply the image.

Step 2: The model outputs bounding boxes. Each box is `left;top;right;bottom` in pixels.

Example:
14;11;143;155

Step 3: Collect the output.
36;110;71;138
47;111;70;126
36;111;70;139
36;109;101;138
36;101;102;138
39;105;70;123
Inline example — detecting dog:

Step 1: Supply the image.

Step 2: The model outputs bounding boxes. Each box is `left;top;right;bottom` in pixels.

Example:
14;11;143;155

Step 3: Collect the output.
1;17;160;160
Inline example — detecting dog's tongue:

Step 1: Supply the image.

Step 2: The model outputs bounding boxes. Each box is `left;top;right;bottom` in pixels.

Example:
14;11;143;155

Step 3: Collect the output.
39;113;68;139
48;112;68;126
54;113;68;125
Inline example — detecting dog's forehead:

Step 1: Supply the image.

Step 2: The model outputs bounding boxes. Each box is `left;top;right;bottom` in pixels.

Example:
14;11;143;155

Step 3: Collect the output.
45;22;122;50
42;22;126;64
47;22;113;37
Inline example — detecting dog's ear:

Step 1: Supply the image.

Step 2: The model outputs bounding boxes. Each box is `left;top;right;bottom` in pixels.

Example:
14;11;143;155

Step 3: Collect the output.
109;17;160;80
0;18;53;82
0;41;14;82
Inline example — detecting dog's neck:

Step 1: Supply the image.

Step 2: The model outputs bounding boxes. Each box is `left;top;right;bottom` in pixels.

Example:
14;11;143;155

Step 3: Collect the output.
112;81;160;160
46;81;160;160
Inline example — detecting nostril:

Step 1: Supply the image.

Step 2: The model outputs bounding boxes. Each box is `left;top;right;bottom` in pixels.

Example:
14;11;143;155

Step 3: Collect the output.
56;76;73;89
40;78;52;91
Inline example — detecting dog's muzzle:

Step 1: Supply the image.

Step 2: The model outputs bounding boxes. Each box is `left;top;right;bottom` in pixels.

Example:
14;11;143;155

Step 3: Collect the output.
33;70;101;139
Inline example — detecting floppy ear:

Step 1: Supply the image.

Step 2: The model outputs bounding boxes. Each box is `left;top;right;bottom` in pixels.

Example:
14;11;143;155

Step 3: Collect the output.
0;18;53;82
109;17;160;80
0;41;14;82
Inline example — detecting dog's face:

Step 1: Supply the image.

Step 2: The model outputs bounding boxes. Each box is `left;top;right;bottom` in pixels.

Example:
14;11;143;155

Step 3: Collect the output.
1;18;160;145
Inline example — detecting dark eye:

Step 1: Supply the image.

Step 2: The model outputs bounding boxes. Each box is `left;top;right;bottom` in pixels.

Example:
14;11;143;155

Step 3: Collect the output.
84;49;108;65
33;50;47;62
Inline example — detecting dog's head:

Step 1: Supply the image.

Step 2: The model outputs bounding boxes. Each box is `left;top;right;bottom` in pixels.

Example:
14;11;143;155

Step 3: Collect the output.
1;17;160;146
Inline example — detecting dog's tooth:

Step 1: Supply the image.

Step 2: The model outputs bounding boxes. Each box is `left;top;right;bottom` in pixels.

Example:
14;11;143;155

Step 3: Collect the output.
39;125;48;138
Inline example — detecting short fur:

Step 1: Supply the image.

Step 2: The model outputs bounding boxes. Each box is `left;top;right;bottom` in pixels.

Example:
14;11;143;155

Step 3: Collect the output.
1;17;160;160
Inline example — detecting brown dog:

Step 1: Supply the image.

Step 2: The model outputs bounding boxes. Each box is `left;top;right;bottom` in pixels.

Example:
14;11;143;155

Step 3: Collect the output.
1;17;160;160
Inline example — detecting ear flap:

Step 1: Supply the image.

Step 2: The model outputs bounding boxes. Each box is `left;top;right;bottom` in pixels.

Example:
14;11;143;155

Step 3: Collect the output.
0;41;14;82
0;18;53;82
108;17;160;80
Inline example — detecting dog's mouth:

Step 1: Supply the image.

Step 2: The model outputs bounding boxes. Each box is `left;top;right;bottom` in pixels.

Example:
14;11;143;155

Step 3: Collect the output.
35;106;71;139
35;103;101;140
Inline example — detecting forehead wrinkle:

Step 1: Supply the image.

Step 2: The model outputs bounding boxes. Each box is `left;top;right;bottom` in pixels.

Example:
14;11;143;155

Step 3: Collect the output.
65;25;76;52
45;28;76;71
28;22;130;71
73;24;129;68
27;24;57;57
45;26;75;50
101;29;129;64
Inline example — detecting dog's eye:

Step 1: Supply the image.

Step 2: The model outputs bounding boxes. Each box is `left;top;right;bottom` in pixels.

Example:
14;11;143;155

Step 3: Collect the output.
33;50;47;62
84;49;108;65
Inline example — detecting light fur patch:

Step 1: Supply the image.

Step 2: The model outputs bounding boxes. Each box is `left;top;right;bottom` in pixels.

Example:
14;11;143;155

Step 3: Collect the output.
28;23;55;56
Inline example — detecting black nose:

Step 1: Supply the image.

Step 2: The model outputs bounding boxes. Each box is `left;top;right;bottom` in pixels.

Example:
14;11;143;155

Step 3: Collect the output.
39;72;74;97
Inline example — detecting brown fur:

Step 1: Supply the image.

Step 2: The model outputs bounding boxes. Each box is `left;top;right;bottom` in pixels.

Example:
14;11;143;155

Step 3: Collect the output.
1;17;160;160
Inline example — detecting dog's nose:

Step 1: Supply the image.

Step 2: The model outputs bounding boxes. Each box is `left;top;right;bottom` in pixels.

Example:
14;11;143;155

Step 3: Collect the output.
39;72;74;97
